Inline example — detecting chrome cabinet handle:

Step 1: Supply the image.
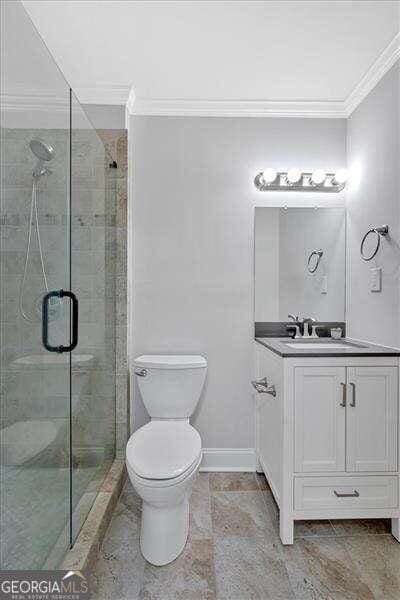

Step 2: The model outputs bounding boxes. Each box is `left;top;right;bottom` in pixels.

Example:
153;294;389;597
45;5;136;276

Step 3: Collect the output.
134;368;147;377
251;377;276;397
334;489;359;498
349;382;356;407
339;382;346;407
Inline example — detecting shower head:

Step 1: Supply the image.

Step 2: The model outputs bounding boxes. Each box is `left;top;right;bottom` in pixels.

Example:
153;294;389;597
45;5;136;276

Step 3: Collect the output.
30;139;54;177
30;139;54;161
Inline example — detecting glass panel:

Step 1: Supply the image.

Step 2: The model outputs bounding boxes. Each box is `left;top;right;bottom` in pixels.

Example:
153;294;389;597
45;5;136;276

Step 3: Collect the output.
0;1;71;568
70;93;116;542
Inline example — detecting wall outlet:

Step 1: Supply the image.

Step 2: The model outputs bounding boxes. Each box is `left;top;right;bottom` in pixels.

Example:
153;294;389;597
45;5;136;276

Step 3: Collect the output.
321;275;328;294
370;267;382;292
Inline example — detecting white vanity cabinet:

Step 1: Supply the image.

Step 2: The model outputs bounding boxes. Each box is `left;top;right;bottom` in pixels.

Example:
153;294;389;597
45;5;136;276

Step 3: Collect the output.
254;341;400;545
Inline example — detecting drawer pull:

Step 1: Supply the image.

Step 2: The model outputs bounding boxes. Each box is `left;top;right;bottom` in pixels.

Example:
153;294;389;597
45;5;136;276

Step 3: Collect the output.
334;489;359;498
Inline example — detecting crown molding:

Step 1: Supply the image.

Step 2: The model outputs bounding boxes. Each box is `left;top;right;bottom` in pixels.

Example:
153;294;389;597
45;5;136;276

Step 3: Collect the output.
127;96;347;118
125;34;400;119
3;35;399;119
344;32;400;116
74;85;131;105
1;92;68;113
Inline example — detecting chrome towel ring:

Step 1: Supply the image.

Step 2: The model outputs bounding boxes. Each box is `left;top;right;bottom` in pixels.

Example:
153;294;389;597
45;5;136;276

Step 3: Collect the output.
360;225;389;261
307;249;323;273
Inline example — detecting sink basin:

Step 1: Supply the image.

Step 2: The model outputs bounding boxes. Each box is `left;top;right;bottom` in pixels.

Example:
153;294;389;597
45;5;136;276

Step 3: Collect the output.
284;339;368;350
285;342;351;349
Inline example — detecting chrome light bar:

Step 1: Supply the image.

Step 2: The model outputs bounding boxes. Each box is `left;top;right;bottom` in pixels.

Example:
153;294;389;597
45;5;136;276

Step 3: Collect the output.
254;169;347;192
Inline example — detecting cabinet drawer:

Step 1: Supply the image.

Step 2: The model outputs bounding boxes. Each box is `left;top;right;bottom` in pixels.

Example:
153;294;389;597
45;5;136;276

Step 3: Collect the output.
294;476;398;510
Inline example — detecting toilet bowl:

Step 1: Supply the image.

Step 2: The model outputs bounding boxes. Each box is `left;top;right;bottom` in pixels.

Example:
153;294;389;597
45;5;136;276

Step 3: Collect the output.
126;354;207;566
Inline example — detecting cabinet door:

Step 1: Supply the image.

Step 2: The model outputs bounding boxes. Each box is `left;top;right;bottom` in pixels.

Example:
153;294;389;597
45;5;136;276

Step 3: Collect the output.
294;367;346;473
346;367;398;472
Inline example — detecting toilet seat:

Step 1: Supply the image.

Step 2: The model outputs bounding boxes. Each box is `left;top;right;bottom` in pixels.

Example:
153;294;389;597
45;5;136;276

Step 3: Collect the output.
127;453;202;489
126;420;201;481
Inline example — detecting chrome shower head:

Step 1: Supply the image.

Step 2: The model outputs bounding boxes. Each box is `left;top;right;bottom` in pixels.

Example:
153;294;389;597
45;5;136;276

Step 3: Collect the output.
30;138;54;177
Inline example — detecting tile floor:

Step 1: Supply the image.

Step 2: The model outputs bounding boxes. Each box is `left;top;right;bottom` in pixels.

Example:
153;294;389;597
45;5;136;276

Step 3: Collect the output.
91;472;400;599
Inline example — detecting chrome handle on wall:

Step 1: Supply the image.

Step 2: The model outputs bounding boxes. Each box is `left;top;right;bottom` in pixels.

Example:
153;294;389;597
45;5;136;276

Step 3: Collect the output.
334;490;359;498
349;382;356;407
339;382;346;407
251;377;276;397
134;368;147;377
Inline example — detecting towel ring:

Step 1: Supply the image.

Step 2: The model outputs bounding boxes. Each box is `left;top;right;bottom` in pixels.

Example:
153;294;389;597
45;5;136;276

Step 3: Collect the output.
360;225;389;261
307;249;323;273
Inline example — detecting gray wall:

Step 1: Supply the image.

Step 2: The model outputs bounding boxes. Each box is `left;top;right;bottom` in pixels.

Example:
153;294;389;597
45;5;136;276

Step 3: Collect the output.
131;116;346;449
346;61;400;347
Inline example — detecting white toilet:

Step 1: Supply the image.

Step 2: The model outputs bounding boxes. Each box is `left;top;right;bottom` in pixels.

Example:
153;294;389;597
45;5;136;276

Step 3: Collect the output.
126;354;207;566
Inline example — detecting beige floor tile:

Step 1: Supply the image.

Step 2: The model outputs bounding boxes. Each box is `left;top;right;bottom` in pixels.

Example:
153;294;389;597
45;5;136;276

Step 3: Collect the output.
331;518;391;537
139;538;216;600
190;473;213;540
343;534;400;600
282;536;375;599
211;491;277;541
294;520;336;539
209;472;258;492
214;534;294;599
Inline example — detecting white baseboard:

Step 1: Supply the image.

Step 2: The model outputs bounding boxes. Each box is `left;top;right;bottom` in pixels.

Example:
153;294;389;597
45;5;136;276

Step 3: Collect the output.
200;448;256;472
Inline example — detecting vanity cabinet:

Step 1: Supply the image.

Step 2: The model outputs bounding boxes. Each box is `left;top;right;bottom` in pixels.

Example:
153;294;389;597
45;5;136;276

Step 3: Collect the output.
254;341;400;545
294;366;398;474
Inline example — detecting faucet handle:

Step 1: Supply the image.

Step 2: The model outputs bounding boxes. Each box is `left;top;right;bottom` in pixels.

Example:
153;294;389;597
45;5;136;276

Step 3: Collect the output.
310;325;319;338
288;314;299;322
286;324;302;339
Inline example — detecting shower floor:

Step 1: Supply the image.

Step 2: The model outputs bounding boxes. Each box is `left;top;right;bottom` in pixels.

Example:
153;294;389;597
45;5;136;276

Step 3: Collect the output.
1;460;110;569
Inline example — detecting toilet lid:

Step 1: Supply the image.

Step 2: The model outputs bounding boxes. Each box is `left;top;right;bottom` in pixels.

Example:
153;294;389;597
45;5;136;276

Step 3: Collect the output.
126;421;202;480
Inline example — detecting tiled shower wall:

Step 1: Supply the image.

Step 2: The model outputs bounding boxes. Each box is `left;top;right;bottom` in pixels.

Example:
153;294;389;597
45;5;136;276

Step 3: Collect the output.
96;129;128;458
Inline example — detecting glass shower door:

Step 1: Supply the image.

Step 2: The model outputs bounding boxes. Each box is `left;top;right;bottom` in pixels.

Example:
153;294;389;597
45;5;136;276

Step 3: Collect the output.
0;0;72;569
70;93;116;542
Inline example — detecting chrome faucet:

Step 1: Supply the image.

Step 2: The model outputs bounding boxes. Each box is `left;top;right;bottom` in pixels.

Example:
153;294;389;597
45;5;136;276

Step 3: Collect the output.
302;317;316;337
287;315;316;338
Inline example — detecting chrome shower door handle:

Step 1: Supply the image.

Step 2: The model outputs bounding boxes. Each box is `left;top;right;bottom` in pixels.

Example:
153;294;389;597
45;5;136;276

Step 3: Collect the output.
42;289;78;353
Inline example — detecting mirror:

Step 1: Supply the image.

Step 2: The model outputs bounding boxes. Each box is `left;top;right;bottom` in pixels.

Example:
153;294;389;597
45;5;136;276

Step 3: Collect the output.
254;207;346;323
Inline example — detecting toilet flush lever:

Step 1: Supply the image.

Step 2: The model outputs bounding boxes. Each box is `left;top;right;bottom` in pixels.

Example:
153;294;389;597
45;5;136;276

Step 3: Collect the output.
134;368;147;377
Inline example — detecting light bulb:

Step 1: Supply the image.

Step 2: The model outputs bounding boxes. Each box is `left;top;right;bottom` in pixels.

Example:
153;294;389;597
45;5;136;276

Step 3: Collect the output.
333;169;348;185
262;168;278;185
311;169;326;186
286;168;302;185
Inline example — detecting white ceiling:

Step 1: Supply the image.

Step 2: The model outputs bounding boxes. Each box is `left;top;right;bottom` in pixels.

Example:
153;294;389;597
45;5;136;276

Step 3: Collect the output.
19;0;400;115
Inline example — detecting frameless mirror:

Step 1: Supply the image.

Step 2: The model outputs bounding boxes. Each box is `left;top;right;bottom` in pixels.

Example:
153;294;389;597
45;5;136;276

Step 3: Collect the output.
254;207;346;323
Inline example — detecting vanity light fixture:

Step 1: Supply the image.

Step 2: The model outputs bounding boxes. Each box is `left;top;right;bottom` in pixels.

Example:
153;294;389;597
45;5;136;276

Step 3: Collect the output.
254;168;347;192
261;168;278;185
286;168;302;185
310;169;326;186
332;169;348;186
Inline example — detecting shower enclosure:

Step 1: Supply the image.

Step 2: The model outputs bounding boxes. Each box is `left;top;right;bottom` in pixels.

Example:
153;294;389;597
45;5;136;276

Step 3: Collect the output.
1;1;116;568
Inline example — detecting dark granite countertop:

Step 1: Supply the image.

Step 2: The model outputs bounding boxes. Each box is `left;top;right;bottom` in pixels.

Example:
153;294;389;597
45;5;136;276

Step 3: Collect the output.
255;337;400;357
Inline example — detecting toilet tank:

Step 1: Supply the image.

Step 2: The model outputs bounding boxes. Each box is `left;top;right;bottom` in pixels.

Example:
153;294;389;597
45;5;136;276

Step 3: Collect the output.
133;355;207;419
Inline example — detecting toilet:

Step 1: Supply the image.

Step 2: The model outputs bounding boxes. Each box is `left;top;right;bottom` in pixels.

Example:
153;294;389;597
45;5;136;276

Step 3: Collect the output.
126;354;207;566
